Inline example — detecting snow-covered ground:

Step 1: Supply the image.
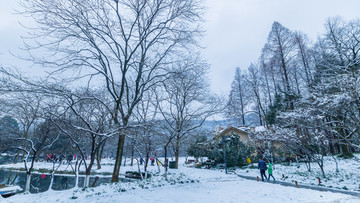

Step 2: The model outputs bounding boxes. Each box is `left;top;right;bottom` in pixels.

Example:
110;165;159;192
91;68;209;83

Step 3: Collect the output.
236;155;360;192
1;157;360;202
3;176;359;203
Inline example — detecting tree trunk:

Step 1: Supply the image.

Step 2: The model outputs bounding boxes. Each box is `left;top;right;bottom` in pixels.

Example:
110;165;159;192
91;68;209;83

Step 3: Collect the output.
328;140;335;155
96;141;106;170
130;140;135;166
263;64;273;106
257;105;263;126
9;173;19;185
84;153;96;188
279;47;293;109
332;156;339;173
48;172;55;191
236;70;246;126
175;136;180;169
294;69;301;95
136;159;144;180
295;34;312;88
84;175;90;188
306;162;310;171
335;143;341;154
144;150;150;172
295;156;299;167
91;177;99;187
25;173;31;192
307;157;311;172
75;171;79;188
270;65;278;95
7;152;21;184
318;160;326;178
96;155;101;169
340;143;352;157
164;145;168;180
112;133;126;182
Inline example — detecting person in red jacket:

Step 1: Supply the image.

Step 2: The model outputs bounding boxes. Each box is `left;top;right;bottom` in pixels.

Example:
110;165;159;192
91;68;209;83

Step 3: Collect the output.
150;157;155;166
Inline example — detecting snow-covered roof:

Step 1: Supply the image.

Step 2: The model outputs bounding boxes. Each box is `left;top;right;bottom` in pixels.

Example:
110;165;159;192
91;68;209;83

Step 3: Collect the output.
255;126;267;132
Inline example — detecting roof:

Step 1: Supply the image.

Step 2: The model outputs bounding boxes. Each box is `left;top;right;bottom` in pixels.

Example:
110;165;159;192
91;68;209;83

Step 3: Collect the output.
255;126;267;132
218;126;248;137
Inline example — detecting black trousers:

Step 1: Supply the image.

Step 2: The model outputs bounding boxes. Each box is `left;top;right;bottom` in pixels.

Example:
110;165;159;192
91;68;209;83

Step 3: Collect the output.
260;169;267;181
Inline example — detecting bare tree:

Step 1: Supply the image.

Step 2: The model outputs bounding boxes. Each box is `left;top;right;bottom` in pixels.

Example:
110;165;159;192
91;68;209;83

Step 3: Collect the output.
20;0;204;182
132;90;160;176
35;119;67;191
156;55;223;169
226;67;249;125
310;17;360;157
263;22;297;109
50;89;115;188
0;92;54;189
7;102;60;192
294;31;314;90
247;63;269;128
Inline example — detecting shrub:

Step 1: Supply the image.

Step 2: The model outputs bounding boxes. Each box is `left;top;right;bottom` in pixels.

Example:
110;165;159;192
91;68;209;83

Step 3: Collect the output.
207;135;254;167
187;136;209;161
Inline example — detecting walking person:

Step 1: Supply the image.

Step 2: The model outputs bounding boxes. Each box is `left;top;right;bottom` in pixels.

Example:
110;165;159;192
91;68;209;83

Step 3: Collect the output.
65;155;73;171
267;163;275;181
67;154;73;163
150;157;155;166
258;158;268;181
46;154;52;162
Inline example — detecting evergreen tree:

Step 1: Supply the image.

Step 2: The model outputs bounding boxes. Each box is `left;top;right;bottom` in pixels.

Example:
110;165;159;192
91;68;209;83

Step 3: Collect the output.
207;135;254;167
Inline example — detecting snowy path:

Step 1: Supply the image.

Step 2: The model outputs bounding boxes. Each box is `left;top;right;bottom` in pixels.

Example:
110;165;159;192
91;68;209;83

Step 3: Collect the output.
237;174;360;198
3;177;359;203
235;156;360;192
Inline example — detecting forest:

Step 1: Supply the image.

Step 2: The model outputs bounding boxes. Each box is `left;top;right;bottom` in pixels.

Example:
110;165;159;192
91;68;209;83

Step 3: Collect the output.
225;17;360;177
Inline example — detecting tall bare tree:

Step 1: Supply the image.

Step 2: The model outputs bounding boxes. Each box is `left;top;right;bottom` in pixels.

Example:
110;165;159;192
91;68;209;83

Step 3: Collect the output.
226;67;249;125
263;22;297;109
294;31;314;90
20;0;204;182
157;55;222;169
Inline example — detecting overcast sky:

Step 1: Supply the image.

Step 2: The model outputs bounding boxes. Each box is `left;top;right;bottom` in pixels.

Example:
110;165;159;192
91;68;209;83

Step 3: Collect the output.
202;0;360;95
1;0;360;95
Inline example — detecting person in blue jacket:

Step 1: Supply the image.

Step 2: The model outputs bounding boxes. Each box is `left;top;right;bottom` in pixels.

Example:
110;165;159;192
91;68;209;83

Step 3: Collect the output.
258;158;268;181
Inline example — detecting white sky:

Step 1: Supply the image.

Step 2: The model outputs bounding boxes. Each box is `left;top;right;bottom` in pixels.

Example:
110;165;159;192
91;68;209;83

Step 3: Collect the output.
202;0;360;95
1;0;360;95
